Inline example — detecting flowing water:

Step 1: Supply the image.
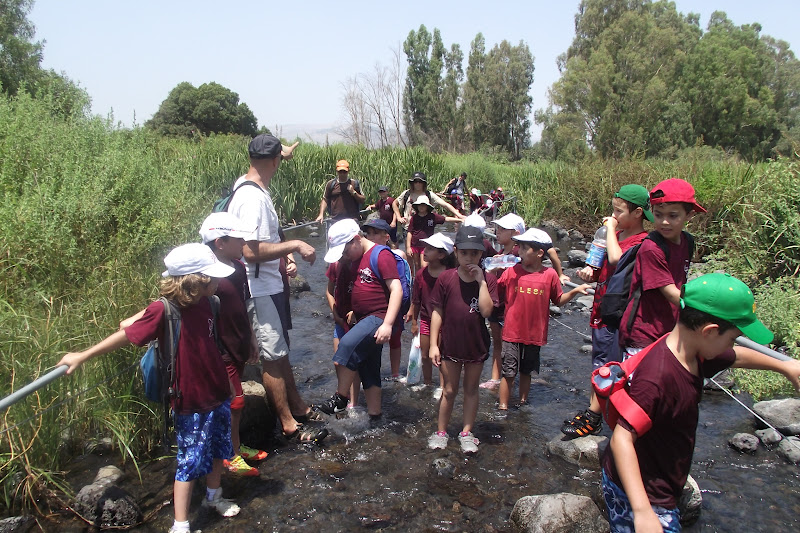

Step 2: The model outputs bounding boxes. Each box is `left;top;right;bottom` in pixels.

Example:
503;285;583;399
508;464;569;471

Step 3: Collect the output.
52;225;799;532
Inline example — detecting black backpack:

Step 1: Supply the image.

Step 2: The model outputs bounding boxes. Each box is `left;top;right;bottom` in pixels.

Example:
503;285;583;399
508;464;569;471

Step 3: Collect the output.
325;178;363;214
599;231;695;330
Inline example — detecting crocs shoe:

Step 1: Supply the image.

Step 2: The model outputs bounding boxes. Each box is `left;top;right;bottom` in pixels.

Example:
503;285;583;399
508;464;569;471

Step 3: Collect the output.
239;445;268;461
201;488;240;517
428;431;449;450
459;431;479;454
223;455;259;477
479;379;501;390
561;410;603;438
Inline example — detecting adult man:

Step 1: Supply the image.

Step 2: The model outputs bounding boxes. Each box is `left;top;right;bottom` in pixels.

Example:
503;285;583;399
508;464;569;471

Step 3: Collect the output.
314;159;365;222
441;172;467;214
228;134;328;443
392;172;463;231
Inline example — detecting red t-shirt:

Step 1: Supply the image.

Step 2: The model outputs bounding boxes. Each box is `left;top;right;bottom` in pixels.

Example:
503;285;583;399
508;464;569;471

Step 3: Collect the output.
429;269;499;362
326;259;354;319
619;235;692;348
498;265;562;346
602;336;735;508
590;231;647;329
408;212;446;248
412;266;443;323
351;245;399;320
376;197;395;224
125;298;230;415
216;259;255;363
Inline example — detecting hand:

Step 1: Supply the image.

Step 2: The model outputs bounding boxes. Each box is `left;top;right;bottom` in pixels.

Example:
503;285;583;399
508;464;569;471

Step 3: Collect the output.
348;183;356;195
603;216;619;231
346;311;356;326
633;508;665;533
429;345;441;367
577;266;594;282
559;274;571;284
456;213;466;220
374;323;393;344
781;359;800;392
247;334;259;365
399;216;407;225
296;241;316;265
403;312;413;323
461;263;484;283
285;261;297;278
390;221;396;229
57;352;87;375
575;283;591;295
281;141;299;160
410;320;419;336
314;214;323;223
406;247;414;259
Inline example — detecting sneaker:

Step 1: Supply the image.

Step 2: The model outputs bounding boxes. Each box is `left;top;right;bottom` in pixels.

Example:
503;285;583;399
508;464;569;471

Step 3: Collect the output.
223;455;259;477
239;445;268;461
432;387;443;400
560;410;603;438
479;379;501;390
383;374;402;382
316;392;349;415
428;431;449;449
201;488;240;517
459;431;479;454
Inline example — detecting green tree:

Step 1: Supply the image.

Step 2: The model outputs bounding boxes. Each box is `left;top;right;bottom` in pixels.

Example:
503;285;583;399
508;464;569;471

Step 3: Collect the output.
146;82;258;137
0;0;44;96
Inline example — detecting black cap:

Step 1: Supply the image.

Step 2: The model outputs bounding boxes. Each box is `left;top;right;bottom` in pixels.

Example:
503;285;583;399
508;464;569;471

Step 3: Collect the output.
409;171;427;183
362;219;391;233
378;185;388;192
248;134;282;159
454;225;484;250
460;172;467;178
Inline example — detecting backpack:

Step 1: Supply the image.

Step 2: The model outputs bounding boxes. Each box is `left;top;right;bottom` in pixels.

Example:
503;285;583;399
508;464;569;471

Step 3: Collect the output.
591;335;664;436
326;178;363;214
368;244;413;317
213;180;262;213
599;231;695;330
402;190;433;214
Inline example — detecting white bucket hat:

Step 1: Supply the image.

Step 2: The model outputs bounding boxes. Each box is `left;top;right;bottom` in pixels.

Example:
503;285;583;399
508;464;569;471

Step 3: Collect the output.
162;243;236;278
324;218;361;263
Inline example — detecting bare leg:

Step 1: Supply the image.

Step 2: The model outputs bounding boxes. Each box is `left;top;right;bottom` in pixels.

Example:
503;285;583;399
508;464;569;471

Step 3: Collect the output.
461;363;484;434
519;373;532;404
420;334;433;385
587;390;601;413
281;354;309;416
390;345;401;377
363;386;382;416
350;378;362;408
206;459;223;490
498;376;513;409
335;363;358;398
262;358;297;435
438;360;462;432
489;322;502;381
230;407;242;454
173;479;193;523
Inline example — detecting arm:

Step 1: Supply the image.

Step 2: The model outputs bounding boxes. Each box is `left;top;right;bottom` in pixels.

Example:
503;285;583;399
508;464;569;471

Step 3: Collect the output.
285;253;297;278
434;194;463;218
57;329;132;375
119;309;145;330
604;217;623;265
658;283;681;307
577;265;600;283
281;141;299;160
315;197;328;223
374;278;403;344
326;279;346;329
392;196;406;225
548;248;571;284
406;228;414;258
407;302;419;335
348;182;366;204
557;284;590;306
429;307;443;366
732;346;800;391
390;209;397;229
443;215;462;224
463;265;494;317
243;238;316;266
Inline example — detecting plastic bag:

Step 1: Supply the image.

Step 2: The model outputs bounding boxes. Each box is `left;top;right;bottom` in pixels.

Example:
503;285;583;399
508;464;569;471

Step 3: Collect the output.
406;333;422;385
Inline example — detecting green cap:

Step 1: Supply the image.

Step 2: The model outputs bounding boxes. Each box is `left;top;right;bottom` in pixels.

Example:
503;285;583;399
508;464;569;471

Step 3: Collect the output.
615;184;654;222
681;273;773;345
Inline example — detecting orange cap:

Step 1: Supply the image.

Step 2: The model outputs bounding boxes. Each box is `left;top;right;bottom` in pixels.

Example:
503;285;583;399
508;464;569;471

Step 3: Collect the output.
336;159;350;171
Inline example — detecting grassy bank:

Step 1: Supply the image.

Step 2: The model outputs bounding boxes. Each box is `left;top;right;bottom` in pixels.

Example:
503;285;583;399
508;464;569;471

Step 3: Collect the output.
1;93;798;512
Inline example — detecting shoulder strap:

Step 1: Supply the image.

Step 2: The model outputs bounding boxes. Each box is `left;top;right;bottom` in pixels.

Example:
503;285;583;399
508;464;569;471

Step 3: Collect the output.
368;244;390;283
158;297;181;399
326;178;337;199
207;295;225;355
352;178;362;194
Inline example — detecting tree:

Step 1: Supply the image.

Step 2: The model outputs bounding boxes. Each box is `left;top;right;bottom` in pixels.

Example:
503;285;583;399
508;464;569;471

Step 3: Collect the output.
0;0;44;96
146;82;258;137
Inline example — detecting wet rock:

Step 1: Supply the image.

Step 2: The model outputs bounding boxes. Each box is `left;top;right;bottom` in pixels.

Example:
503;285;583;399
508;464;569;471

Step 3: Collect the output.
432;457;455;478
776;436;800;464
755;428;783;448
679;475;702;525
579;345;593;354
569;230;584;240
752;398;800;435
459;488;485;509
357;503;392;528
84;437;113;455
510;493;607;533
74;481;141;528
94;465;124;485
240;380;276;451
540;220;559;231
553;229;567;241
576;295;594;309
0;516;35;533
567;250;587;266
729;433;759;454
549;305;562;316
289;274;310;294
546;435;607;468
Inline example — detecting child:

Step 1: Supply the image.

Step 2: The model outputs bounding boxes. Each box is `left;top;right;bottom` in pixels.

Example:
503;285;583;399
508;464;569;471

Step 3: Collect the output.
199;213;267;476
602;273;800;531
316;218;403;418
562;184;652;438
366;185;398;243
325;251;356;405
406;195;461;275
463;213;499;260
618;178;703;357
497;229;590;410
57;243;241;533
406;232;455;388
428;225;499;454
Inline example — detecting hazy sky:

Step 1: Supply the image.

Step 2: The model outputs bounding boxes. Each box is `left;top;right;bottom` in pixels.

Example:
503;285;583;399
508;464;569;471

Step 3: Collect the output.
29;0;799;142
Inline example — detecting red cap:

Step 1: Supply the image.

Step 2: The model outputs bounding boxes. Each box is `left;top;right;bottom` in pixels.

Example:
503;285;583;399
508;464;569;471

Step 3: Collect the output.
649;178;706;213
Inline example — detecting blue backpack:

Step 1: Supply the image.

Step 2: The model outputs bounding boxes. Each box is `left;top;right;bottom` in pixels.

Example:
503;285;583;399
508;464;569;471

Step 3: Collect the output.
368;245;412;317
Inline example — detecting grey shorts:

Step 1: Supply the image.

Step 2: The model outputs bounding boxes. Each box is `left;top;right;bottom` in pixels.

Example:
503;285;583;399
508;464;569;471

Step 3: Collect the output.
247;293;291;363
501;341;541;377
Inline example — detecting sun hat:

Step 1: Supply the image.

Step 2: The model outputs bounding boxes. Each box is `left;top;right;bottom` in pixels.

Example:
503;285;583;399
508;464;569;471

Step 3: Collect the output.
615;184;654;222
162;243;236;278
324;218;360;263
494;213;526;234
199;212;256;243
412;195;433;207
513;228;553;249
454;225;485;250
362;219;391;233
248;134;282;159
463;213;486;229
650;178;706;213
409;171;427;184
420;233;454;254
336;159;350;172
681;273;772;344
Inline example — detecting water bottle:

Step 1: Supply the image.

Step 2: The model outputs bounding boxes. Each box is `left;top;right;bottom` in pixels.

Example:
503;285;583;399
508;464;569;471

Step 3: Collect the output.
585;225;607;269
483;254;521;270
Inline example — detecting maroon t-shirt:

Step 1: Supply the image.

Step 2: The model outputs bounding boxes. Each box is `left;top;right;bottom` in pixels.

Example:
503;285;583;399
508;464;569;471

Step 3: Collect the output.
126;298;230;415
412;266;442;323
619;235;692;348
429;269;499;363
602;336;736;508
376;196;395;224
499;265;562;346
351;245;399;320
483;239;498;260
326;259;355;320
590;231;647;329
216;259;255;363
408;212;446;248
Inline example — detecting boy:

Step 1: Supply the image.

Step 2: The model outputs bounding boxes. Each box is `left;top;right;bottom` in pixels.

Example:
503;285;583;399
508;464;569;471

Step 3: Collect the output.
316;218;403;418
200;212;267;476
367;185;398;243
562;184;652;437
618;178;704;356
602;273;800;531
496;228;589;409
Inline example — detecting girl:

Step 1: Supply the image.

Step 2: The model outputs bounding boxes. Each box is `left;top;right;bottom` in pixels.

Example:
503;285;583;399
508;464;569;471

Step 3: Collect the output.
57;243;241;533
406;233;455;389
428;226;498;454
406;195;461;275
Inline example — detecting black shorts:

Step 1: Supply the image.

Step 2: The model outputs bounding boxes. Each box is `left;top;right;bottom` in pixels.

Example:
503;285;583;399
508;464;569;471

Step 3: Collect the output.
501;341;541;377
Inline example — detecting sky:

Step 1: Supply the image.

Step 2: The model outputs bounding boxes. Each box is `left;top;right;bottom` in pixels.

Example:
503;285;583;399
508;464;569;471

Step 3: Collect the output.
29;0;800;143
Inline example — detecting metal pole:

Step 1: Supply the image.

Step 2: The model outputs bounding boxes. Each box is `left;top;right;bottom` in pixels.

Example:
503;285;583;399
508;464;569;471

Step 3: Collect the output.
564;280;596;295
0;365;68;412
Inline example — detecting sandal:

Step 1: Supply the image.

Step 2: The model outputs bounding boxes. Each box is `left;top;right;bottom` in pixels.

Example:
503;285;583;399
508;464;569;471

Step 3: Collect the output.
284;423;329;444
293;407;325;423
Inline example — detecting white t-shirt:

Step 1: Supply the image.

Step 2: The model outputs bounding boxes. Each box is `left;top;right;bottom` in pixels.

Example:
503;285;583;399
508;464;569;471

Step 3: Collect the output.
227;176;284;297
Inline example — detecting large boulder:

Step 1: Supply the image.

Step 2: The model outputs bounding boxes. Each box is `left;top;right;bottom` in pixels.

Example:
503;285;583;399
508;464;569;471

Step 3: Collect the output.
73;467;141;529
0;516;35;533
511;493;608;533
752;398;800;435
566;250;588;267
679;475;702;525
546;435;608;468
239;380;276;450
777;436;800;464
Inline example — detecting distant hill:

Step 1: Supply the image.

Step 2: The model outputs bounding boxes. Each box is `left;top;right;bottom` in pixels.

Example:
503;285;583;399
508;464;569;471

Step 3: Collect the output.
270;123;347;145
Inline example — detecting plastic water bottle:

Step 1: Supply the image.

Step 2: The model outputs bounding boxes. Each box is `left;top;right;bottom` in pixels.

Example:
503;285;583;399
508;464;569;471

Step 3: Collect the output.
585;225;607;269
483;254;521;270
